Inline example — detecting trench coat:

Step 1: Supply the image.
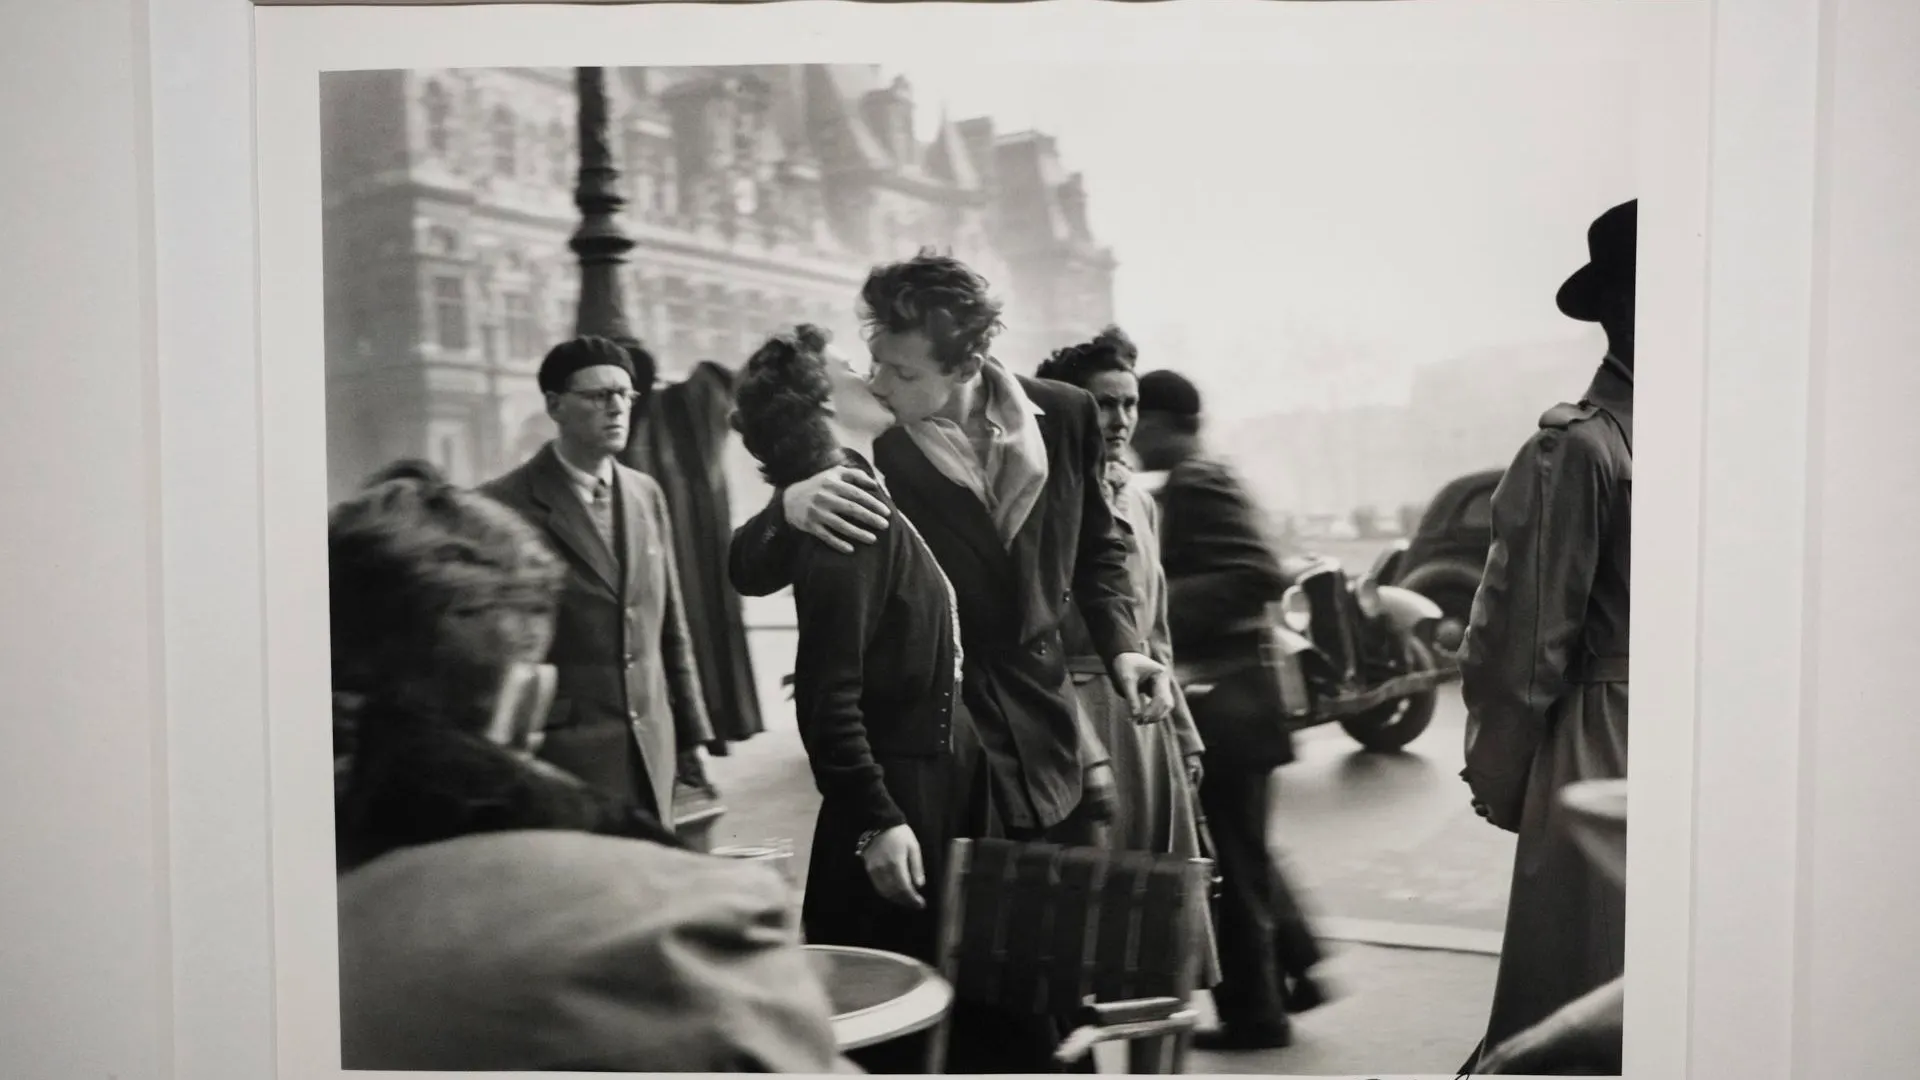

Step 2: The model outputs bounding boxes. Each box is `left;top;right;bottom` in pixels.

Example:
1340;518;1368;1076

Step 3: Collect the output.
1060;476;1220;984
625;361;765;747
338;830;855;1072
1459;358;1632;1052
482;444;714;823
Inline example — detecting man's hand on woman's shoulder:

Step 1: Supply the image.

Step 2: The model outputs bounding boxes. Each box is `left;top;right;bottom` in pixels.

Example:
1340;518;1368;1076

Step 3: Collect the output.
780;466;891;553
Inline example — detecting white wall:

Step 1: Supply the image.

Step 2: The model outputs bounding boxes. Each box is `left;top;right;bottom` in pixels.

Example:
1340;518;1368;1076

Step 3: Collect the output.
0;2;172;1077
4;2;1919;1078
1794;1;1920;1072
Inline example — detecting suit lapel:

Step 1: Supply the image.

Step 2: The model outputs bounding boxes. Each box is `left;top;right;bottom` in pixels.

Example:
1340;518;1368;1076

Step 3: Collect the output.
614;466;651;604
528;446;621;595
1006;407;1062;600
875;427;1010;581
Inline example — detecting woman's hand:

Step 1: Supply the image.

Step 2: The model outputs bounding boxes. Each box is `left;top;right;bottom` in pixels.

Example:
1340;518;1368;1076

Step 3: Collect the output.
1185;753;1205;790
1112;652;1175;725
862;824;926;909
781;467;890;553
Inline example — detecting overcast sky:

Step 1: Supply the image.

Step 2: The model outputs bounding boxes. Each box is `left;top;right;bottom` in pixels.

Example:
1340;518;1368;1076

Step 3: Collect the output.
894;61;1636;420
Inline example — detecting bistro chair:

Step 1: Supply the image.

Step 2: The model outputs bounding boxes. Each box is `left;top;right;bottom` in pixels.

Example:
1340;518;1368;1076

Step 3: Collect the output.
924;838;1214;1074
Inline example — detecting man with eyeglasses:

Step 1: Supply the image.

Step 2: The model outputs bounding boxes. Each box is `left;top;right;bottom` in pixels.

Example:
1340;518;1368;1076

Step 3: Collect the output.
482;336;714;829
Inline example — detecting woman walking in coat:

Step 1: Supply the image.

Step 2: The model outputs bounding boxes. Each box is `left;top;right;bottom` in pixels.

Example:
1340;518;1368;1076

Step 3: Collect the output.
1459;200;1635;1070
730;325;982;1072
1036;326;1223;988
1036;335;1207;845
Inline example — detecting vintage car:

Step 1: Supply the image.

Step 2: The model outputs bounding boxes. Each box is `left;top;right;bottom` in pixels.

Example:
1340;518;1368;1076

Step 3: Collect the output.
1263;545;1459;752
1377;467;1504;654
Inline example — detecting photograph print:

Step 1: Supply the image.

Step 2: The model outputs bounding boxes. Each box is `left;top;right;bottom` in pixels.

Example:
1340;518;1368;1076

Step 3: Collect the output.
320;55;1638;1075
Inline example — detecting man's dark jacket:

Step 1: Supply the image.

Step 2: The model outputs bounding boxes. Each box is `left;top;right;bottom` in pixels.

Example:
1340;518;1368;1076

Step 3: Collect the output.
1156;455;1295;769
729;374;1143;832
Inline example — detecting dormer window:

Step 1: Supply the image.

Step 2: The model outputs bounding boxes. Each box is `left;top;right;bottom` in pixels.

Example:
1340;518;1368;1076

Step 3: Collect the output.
422;81;451;155
491;106;518;176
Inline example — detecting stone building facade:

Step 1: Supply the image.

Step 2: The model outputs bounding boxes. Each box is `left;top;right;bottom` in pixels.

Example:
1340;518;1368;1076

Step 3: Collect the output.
321;65;1116;501
1217;332;1606;524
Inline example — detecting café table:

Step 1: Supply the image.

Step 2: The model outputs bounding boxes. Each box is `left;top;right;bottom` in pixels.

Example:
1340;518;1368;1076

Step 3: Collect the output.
802;944;954;1052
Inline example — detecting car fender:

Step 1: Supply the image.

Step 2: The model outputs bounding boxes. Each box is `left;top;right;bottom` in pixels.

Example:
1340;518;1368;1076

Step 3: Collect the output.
1376;584;1443;636
1368;538;1410;584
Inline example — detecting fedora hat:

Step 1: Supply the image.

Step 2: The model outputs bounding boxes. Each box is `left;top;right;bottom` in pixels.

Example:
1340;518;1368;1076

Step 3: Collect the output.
1556;199;1638;322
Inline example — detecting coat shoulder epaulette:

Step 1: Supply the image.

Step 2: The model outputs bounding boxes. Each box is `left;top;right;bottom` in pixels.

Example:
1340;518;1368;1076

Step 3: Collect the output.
1538;401;1599;431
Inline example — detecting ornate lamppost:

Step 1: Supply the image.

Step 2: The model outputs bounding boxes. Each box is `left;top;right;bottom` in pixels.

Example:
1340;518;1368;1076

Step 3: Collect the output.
571;66;635;341
570;66;725;849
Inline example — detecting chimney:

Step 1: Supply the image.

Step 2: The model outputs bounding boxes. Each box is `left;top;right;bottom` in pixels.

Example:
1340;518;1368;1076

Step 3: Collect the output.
1058;173;1089;238
958;117;997;189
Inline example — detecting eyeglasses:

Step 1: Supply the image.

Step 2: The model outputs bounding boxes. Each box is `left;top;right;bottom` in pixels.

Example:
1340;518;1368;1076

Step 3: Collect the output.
567;388;637;409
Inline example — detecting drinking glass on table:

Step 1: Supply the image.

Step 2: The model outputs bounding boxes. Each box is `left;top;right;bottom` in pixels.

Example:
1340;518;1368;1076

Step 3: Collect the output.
712;837;797;886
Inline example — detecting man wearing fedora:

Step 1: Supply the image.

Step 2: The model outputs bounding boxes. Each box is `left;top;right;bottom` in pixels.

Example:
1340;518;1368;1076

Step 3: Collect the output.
1457;199;1635;1071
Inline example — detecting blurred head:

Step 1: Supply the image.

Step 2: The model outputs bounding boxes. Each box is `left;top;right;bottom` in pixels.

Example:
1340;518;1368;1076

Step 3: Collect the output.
1037;325;1141;460
1132;369;1204;471
329;478;563;734
539;337;639;460
730;324;848;488
859;249;1005;423
362;458;446;488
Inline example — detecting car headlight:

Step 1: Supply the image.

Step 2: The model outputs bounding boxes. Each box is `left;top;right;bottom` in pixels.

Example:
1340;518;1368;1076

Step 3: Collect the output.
1355;575;1383;618
1280;586;1311;632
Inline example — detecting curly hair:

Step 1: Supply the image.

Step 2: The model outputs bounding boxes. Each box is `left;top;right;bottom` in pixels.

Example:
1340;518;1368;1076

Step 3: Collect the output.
730;324;846;488
1035;324;1139;390
361;458;446;489
858;248;1006;372
328;478;564;732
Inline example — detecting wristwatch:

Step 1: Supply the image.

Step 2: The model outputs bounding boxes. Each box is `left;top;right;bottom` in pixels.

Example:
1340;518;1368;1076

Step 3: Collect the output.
854;828;882;858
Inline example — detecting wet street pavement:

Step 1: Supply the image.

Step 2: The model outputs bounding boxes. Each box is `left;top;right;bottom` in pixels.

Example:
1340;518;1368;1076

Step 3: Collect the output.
711;596;1511;1075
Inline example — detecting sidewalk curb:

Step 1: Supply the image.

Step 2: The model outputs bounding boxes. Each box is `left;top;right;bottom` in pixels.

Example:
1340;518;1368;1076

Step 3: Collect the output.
1317;917;1503;957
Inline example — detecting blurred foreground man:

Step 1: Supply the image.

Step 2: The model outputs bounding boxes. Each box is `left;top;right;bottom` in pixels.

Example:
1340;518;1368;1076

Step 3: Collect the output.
1459;199;1636;1071
1133;371;1325;1050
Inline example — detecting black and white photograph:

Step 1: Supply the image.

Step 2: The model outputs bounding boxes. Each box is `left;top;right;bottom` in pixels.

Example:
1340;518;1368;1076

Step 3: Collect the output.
245;3;1710;1076
318;56;1635;1075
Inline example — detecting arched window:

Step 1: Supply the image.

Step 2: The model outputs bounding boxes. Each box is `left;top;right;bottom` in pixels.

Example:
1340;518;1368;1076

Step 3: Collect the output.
422;81;451;155
491;106;518;176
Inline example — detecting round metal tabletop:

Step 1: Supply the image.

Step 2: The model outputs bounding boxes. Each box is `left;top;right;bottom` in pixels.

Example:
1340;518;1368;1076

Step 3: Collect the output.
803;944;954;1052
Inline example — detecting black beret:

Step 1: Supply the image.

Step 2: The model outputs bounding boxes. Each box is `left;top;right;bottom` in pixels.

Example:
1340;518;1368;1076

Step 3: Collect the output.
537;336;637;395
1138;369;1202;417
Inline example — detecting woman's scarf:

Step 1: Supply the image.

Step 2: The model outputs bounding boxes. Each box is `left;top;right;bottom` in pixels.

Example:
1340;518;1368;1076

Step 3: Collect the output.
901;358;1050;547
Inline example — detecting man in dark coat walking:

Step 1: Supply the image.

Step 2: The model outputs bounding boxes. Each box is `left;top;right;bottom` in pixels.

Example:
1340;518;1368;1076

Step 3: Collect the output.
1459;199;1636;1070
1132;370;1326;1051
482;336;714;828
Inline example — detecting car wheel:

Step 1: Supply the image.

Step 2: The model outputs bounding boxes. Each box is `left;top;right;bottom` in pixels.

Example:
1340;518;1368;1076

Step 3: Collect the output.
1339;636;1439;752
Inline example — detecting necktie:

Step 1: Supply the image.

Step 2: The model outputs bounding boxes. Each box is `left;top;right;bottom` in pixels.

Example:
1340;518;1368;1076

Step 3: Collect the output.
588;476;615;551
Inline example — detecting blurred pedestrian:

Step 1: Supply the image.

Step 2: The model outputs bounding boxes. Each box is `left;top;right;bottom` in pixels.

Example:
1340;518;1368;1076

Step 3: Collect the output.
329;475;678;870
1458;199;1635;1071
328;476;850;1072
1135;369;1327;1050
